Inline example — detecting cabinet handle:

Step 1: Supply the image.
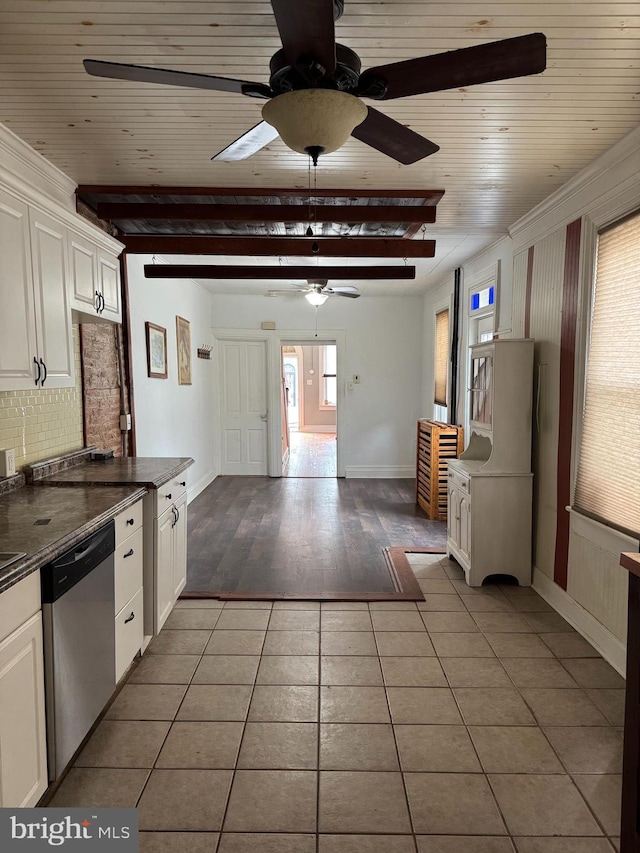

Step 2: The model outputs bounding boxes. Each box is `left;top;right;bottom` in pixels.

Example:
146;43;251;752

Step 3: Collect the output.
33;356;41;386
124;611;135;624
179;481;186;487
40;358;47;387
95;291;101;312
171;506;178;528
126;518;135;526
99;293;105;314
165;493;172;500
123;548;134;558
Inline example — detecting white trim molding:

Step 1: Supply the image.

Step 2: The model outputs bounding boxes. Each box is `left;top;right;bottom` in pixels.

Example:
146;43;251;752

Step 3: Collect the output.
510;124;640;251
532;567;627;677
0;121;76;210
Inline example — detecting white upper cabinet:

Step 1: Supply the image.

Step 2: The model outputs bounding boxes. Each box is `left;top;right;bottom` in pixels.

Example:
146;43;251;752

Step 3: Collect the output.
68;231;122;323
0;176;124;391
29;209;75;388
97;251;122;322
0;192;74;391
0;188;38;390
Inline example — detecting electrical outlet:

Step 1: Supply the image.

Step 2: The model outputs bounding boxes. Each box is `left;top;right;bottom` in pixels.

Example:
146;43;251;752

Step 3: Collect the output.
0;448;16;478
120;413;132;431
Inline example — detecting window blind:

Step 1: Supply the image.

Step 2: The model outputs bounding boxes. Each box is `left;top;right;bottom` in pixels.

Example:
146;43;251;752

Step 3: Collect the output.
574;211;640;538
434;308;450;407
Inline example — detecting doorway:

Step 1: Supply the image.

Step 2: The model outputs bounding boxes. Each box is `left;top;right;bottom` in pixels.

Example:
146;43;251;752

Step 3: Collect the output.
281;343;337;477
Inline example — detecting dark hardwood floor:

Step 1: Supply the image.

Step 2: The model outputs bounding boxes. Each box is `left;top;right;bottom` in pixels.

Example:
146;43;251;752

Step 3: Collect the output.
186;476;446;596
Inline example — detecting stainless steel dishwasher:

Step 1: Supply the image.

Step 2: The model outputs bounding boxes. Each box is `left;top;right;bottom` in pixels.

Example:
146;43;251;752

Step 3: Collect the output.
41;521;116;781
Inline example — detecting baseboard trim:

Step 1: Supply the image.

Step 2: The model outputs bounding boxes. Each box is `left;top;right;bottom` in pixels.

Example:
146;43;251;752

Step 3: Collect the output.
532;567;626;676
187;468;218;504
344;466;414;479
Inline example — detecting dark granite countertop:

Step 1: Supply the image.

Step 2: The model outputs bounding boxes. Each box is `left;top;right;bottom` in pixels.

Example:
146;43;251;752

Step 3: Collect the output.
37;457;194;489
0;485;146;594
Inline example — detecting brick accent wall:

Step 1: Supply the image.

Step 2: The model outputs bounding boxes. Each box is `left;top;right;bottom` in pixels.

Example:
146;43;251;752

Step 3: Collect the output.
80;323;130;456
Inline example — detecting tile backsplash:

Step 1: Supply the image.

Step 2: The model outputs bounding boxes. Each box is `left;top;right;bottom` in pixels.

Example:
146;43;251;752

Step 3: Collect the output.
0;326;84;471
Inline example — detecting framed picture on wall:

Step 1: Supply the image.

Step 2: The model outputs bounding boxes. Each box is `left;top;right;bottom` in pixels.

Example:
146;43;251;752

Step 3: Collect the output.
176;316;192;385
145;322;167;379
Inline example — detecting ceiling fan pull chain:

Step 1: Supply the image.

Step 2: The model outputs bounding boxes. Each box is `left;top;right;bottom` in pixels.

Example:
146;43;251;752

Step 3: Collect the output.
306;154;314;237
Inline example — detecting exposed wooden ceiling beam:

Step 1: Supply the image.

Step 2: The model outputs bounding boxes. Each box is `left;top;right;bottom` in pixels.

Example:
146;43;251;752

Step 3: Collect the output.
123;236;436;258
98;203;437;224
143;264;416;280
78;186;445;203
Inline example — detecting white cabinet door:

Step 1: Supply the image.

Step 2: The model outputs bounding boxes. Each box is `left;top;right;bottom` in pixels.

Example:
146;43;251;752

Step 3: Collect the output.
0;612;47;808
172;494;187;601
29;210;75;388
156;505;176;633
447;484;460;548
98;252;122;322
68;232;98;314
0;188;38;391
459;494;472;563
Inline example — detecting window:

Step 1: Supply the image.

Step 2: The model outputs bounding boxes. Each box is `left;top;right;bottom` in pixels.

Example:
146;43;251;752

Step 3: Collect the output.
321;345;337;408
574;210;640;537
434;308;449;406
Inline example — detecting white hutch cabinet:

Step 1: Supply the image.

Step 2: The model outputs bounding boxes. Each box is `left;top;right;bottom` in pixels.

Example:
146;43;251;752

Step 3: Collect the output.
447;338;534;587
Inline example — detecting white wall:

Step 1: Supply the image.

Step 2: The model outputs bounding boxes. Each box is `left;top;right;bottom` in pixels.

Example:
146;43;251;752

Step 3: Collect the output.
126;255;217;499
210;293;424;477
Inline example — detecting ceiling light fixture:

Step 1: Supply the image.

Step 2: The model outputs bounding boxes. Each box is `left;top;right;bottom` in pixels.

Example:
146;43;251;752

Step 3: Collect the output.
305;290;329;307
262;89;368;164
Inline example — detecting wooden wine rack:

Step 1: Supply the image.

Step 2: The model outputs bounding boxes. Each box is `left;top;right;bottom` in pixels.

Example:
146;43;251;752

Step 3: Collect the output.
416;420;464;521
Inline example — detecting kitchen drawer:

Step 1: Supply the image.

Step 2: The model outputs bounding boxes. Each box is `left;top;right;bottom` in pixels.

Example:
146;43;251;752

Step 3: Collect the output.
114;527;143;615
115;498;143;546
449;467;470;494
115;586;143;682
155;476;187;517
0;573;40;643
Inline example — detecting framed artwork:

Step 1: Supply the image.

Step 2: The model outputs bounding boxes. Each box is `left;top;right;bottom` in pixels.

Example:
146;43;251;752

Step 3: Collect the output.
176;316;192;385
145;322;167;379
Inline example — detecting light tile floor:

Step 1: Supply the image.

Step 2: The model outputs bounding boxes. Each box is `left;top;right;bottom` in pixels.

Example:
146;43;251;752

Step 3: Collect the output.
49;554;625;853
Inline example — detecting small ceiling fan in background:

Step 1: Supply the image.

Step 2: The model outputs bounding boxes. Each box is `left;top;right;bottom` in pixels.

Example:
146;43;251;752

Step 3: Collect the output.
83;0;546;165
268;280;360;305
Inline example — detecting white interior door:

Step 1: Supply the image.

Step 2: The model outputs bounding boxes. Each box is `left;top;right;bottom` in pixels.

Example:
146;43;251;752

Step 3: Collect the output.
219;340;268;475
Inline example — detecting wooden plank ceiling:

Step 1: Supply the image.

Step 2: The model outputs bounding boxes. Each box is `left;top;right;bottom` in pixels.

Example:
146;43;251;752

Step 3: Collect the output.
1;1;638;292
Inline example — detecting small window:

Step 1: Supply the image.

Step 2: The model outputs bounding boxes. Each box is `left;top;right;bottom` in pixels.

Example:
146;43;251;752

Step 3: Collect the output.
434;308;449;407
470;285;495;312
574;210;640;537
321;345;337;408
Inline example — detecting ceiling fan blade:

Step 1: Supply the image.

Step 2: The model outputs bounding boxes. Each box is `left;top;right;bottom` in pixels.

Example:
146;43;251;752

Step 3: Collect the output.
351;107;439;164
270;0;337;74
212;121;279;162
357;32;546;100
83;59;269;97
327;287;360;298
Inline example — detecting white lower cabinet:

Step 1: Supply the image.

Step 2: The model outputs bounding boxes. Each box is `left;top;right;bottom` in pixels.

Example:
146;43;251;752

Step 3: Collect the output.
0;575;47;807
155;492;188;633
114;499;144;682
144;478;188;639
447;461;533;587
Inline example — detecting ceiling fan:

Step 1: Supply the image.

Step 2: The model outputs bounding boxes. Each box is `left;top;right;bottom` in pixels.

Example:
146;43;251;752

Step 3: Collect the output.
83;0;546;166
268;280;360;305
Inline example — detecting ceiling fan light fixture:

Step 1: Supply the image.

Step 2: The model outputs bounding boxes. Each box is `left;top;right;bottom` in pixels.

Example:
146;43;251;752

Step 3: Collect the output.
305;290;329;306
262;89;367;158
